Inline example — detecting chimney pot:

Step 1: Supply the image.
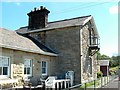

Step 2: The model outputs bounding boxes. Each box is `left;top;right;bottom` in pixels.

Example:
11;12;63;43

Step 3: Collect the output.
44;7;46;9
37;8;39;11
34;7;37;11
40;6;43;10
28;6;50;30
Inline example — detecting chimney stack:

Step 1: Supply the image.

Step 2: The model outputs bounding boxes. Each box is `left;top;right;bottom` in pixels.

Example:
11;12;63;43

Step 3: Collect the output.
27;6;50;30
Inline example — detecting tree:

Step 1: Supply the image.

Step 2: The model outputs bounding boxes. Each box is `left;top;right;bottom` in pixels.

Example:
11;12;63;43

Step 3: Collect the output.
97;52;110;60
110;56;120;67
96;52;120;67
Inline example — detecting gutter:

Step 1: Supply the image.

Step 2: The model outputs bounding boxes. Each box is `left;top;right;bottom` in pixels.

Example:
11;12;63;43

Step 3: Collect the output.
0;44;58;57
17;25;83;34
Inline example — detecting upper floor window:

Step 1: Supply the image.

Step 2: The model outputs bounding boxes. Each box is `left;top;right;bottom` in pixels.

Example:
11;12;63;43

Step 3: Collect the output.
24;59;32;76
90;36;99;46
0;56;10;77
88;28;99;46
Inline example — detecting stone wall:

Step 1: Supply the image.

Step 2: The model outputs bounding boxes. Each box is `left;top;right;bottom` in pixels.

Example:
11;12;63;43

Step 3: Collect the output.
92;54;98;79
46;27;81;84
30;26;81;84
28;24;98;84
0;48;54;85
80;24;97;83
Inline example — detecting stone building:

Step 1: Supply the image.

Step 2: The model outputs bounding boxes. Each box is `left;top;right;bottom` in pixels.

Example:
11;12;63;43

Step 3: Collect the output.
0;28;57;85
0;6;100;85
98;60;109;76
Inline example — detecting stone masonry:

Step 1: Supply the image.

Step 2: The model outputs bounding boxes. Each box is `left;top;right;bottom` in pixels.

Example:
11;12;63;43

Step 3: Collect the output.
29;21;98;84
29;26;81;84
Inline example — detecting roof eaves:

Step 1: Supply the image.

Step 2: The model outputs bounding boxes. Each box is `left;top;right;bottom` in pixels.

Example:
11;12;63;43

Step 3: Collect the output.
40;52;58;56
82;16;92;26
90;17;100;38
0;43;58;57
20;25;81;34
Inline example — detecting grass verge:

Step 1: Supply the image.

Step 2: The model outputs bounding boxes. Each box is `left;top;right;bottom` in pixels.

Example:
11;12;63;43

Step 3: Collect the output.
80;80;100;88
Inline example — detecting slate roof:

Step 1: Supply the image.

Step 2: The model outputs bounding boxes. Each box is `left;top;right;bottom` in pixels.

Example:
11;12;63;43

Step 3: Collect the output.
0;28;57;56
98;60;109;66
16;15;95;34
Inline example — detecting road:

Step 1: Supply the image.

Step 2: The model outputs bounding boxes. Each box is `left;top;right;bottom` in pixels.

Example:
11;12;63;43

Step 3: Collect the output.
103;77;120;89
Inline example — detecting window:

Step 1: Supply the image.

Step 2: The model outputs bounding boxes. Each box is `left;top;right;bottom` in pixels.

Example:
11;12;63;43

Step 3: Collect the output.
91;36;98;45
24;59;32;76
41;61;47;75
88;58;92;74
0;56;10;77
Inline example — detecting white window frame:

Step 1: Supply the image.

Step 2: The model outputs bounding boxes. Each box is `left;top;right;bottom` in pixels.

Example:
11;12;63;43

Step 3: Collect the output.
24;59;32;77
41;61;48;76
0;56;10;78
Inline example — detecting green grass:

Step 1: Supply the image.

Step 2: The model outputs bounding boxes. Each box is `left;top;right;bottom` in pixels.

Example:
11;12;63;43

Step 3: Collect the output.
80;80;100;88
110;66;119;71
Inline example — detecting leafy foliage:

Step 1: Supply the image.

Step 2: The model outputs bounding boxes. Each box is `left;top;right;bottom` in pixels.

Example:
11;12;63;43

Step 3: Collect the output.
109;67;117;75
97;52;120;67
97;71;103;78
109;56;120;67
97;52;110;60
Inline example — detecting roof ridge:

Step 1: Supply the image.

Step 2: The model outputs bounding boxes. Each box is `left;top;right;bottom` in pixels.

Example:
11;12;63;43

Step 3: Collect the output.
17;15;92;34
0;28;16;33
48;15;91;24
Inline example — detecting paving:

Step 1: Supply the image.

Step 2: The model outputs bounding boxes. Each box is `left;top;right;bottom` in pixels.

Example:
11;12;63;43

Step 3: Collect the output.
86;76;120;90
103;77;120;89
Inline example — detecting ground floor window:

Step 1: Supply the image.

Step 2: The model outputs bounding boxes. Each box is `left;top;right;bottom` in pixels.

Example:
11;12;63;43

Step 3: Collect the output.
0;56;10;77
24;59;32;76
88;58;92;74
41;61;47;75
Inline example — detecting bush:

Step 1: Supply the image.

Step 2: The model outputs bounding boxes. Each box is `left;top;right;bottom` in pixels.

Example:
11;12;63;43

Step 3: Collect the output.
109;66;119;75
109;70;116;75
97;71;103;78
